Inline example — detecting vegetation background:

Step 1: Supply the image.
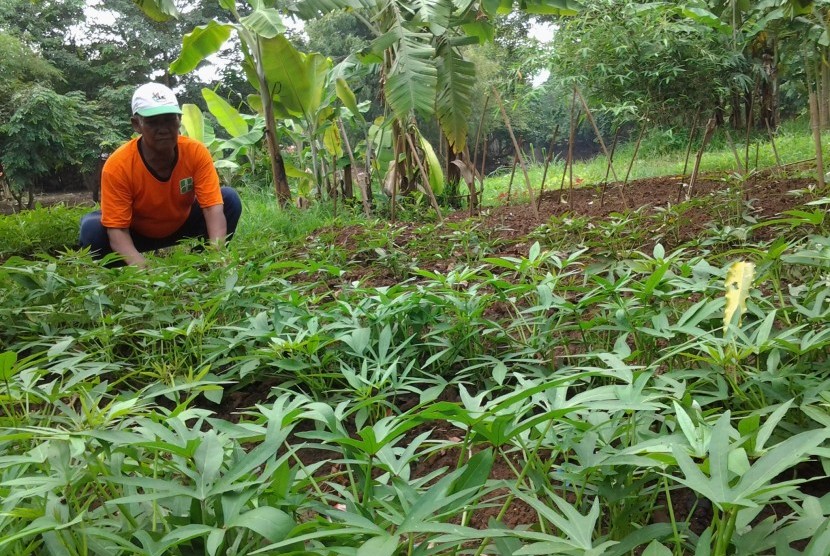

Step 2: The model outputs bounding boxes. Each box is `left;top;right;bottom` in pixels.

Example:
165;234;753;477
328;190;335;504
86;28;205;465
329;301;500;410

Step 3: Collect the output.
3;1;830;555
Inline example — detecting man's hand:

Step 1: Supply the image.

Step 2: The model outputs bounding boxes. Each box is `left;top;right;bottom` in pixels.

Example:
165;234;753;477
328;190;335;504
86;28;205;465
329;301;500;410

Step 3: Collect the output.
203;205;228;248
107;228;147;267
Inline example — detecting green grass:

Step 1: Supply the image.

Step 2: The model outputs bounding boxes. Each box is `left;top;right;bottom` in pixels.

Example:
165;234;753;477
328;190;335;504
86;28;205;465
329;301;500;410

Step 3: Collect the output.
0;204;89;259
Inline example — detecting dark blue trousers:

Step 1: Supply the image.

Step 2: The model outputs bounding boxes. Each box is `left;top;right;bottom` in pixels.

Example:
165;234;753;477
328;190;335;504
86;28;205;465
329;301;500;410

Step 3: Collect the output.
79;187;242;259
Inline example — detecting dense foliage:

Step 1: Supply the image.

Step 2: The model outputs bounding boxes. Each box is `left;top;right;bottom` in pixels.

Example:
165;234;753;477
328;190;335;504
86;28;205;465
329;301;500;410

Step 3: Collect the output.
2;178;830;553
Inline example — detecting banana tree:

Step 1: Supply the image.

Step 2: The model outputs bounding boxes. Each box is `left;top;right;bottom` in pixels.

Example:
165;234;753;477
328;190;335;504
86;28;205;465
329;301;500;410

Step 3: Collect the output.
292;0;583;201
132;0;295;205
179;88;266;183
244;35;364;201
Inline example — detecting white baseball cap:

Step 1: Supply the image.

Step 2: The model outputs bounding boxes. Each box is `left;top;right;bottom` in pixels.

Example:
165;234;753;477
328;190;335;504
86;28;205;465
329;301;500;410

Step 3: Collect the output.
131;82;183;117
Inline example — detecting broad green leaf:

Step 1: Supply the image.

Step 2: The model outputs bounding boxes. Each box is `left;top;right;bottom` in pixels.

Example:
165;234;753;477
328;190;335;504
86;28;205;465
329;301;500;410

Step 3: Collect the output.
682;6;731;34
247;94;264;115
283;161;316;182
414;0;451;34
229;507;294;543
181;104;206;144
451;448;493;493
132;0;179;22
381;25;437;119
435;42;473;151
194;430;224;496
603;524;676;556
723;261;755;333
357;534;399;556
461;20;495;43
417;132;444;195
170;21;233;75
202;89;248;137
257;35;332;120
240;7;286;38
0;351;18;380
754;400;793;454
47;337;73;357
335;77;362;121
207;529;225;556
642;541;672;556
142;525;217;556
322;124;343;158
518;0;583;16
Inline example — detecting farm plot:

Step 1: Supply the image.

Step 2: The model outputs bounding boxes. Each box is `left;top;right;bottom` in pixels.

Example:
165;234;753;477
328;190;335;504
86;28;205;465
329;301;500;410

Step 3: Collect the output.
1;173;830;555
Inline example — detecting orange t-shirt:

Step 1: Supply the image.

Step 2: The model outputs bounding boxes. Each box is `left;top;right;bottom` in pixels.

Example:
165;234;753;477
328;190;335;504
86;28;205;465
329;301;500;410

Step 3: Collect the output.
100;136;223;238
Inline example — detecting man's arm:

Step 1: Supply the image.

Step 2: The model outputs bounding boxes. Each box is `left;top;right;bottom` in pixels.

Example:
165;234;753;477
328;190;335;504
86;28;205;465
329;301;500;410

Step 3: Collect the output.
203;205;227;246
107;228;147;267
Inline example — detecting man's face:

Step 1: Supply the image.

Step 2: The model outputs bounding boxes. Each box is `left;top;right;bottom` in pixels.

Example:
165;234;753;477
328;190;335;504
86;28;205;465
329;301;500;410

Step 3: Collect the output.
131;114;181;151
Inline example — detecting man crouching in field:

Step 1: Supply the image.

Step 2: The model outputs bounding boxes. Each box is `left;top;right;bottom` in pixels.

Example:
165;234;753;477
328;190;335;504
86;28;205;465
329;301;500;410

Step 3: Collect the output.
79;82;242;267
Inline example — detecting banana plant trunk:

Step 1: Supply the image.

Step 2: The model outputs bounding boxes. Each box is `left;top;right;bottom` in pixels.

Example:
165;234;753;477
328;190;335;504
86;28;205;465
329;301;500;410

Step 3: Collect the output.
255;40;291;206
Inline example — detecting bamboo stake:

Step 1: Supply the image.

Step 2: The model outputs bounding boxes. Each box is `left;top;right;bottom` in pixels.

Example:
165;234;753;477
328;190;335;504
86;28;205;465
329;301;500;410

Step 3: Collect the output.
470;94;491;215
338;119;371;217
623;116;649;187
745;80;756;175
404;131;444;222
462;145;481;214
390;132;401;223
505;151;519;205
765;118;783;175
677;111;700;204
478;137;488;209
599;127;620;209
330;153;338;218
568;138;575;211
574;87;619;181
724;129;744;175
574;86;628;209
537;124;560;210
492;87;539;218
559;87;578;205
682;109;701;178
809;92;826;190
753;141;760;188
687;117;717;201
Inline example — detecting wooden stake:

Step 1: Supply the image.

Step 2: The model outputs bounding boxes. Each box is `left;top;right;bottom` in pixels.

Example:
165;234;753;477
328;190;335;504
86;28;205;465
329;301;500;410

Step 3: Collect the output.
682;109;700;178
506;151;519;205
471;94;491;215
537;124;560;210
574;87;619;181
809;92;826;190
492;87;538;218
724;129;744;175
765;118;783;175
574;86;627;209
687;117;717;200
559;87;578;205
745;79;756;175
330;153;338;218
623;116;648;186
390;132;401;223
599;127;620;209
339;119;371;217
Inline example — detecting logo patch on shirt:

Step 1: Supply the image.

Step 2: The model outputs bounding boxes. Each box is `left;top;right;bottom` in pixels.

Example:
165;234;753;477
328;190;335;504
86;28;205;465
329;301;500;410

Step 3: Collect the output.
179;177;194;194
